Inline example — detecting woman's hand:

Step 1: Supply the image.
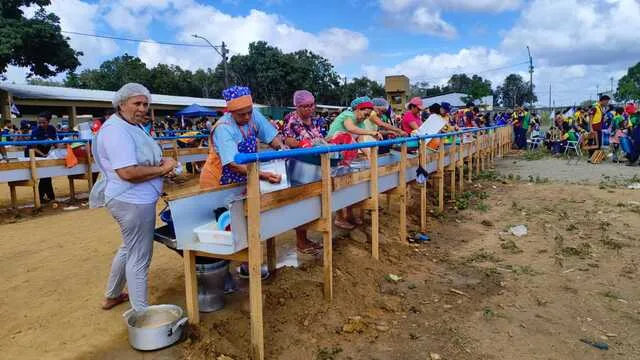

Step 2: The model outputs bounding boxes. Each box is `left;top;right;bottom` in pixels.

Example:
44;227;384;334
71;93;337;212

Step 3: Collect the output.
160;157;178;175
370;131;383;140
260;171;282;184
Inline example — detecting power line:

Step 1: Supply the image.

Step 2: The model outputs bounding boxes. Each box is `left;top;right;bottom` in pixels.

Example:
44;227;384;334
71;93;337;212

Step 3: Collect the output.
410;61;530;83
61;30;211;48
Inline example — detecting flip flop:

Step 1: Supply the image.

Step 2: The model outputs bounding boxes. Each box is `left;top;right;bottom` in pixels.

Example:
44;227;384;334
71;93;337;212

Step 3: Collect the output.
101;293;129;310
334;219;355;230
297;246;320;256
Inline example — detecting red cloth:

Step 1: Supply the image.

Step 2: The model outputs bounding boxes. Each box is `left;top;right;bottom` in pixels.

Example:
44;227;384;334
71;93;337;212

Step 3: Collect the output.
329;133;357;165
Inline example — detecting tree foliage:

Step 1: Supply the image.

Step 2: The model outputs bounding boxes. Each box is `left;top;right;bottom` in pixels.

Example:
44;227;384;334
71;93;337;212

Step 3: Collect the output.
495;74;537;107
615;62;640;102
409;74;492;102
0;0;82;78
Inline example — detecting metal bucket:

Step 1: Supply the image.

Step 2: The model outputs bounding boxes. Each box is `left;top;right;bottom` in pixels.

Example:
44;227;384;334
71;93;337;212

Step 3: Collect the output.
123;304;188;351
196;260;228;312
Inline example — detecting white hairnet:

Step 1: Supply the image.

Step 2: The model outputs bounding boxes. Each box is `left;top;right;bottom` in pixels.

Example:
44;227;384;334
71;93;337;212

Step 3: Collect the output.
112;83;152;109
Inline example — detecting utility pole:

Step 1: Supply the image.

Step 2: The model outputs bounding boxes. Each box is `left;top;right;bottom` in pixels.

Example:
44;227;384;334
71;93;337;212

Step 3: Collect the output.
548;84;551;109
596;84;599;99
610;77;614;94
193;34;230;88
527;46;534;108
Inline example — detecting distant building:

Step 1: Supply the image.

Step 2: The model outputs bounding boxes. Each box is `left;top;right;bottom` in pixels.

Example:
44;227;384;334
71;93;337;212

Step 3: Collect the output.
422;92;493;111
384;75;410;115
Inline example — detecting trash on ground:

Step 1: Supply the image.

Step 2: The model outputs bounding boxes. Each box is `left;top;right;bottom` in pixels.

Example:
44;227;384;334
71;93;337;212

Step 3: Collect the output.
509;225;528;237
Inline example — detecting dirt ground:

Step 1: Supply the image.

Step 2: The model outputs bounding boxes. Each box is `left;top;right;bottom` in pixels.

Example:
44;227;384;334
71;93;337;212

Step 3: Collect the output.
1;155;639;360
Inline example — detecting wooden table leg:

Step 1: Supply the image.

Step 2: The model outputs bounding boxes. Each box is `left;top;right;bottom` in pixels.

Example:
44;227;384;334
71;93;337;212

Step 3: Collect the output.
183;249;199;324
266;237;276;274
247;163;264;360
419;140;427;233
370;148;379;260
321;154;333;300
10;184;17;209
399;144;408;242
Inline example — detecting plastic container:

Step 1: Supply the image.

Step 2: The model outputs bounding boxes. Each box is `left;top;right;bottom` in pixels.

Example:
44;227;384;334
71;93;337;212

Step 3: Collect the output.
217;210;230;231
259;159;290;193
194;221;233;246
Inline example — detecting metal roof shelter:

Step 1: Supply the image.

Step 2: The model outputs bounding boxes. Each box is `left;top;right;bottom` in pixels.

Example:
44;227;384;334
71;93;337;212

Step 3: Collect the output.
422;92;494;110
0;83;229;126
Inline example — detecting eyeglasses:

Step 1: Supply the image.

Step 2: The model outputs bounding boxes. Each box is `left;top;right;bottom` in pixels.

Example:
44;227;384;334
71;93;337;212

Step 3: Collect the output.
299;103;315;109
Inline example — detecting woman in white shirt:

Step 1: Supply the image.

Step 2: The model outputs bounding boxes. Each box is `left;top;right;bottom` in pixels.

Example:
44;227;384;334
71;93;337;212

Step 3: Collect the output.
92;83;177;311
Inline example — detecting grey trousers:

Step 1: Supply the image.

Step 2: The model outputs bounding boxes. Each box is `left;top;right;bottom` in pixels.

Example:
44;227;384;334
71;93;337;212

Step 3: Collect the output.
104;199;156;310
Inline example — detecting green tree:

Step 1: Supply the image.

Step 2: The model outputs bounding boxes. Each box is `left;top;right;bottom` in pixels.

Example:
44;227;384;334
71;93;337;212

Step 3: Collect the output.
341;77;385;105
0;1;82;79
495;74;537;107
615;62;640;102
67;54;151;91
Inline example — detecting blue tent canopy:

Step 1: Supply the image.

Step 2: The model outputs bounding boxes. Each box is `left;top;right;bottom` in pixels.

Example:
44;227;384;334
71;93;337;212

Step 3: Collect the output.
175;103;218;117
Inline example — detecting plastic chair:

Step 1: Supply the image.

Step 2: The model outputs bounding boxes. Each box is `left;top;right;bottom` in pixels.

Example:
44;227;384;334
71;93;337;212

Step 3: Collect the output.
527;130;543;150
564;133;583;162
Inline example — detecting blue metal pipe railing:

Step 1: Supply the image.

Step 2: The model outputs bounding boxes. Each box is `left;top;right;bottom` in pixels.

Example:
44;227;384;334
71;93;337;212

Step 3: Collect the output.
235;126;504;164
0;134;208;147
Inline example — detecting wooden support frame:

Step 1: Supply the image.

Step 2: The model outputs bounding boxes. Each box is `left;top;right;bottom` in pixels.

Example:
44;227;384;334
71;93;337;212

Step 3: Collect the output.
448;136;457;201
466;142;473;182
9;149;40;210
369;148;380;260
437;141;445;212
399;144;408;242
474;133;481;177
320;153;333;300
457;136;464;194
419;140;427;233
246;162;265;360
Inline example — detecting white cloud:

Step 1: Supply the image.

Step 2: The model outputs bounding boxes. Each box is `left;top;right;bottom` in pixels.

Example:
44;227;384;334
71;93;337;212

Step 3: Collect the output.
501;0;640;66
381;0;522;13
363;47;510;86
137;4;368;69
22;0;118;70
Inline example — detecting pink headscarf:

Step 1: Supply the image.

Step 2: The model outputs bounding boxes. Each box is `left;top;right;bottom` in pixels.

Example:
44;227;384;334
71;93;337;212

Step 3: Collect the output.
293;90;315;107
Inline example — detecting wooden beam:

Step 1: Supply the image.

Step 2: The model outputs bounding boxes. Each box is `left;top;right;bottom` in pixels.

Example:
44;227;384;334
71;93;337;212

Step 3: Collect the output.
437;142;444;212
399;144;407;242
246;162;265;360
0;90;11;122
86;143;94;190
457;136;464;194
266;237;277;274
449;136;457;201
192;249;248;262
69;105;77;129
29;149;40;210
419;140;427;233
183;249;199;324
259;181;322;212
370;147;379;260
467;142;473;183
321;154;333;301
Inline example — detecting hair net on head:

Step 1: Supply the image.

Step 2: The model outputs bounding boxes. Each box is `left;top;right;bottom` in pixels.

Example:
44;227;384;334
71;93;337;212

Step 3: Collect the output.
112;83;152;109
293;90;315;107
372;97;389;108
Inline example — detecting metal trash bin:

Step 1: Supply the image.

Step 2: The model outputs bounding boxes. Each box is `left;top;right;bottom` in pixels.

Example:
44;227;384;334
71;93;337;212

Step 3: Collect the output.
195;259;229;312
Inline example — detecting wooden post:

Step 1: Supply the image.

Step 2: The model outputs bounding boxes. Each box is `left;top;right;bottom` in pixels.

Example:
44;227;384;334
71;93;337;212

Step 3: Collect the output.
437;140;445;212
86;142;94;189
172;140;179;161
370;147;379;260
68;177;76;201
246;162;264;360
0;90;11;123
29;149;41;210
266;237;277;274
480;131;485;172
10;184;17;209
449;135;457;201
399;143;407;242
474;132;481;177
419;140;427;233
458;135;464;194
320;153;333;300
467;142;473;182
183;249;199;324
69;106;77;130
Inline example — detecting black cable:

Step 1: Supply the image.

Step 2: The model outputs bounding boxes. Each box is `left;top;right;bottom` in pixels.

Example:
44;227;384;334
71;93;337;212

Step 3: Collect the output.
61;30;213;48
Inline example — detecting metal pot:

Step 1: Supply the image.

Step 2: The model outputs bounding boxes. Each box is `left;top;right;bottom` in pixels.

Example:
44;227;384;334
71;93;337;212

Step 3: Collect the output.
123;304;188;351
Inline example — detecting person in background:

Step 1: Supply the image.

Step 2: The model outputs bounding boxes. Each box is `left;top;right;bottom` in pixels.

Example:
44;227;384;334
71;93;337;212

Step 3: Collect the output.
609;106;626;162
588;95;610;154
282;90;326;255
365;98;407;138
199;86;285;279
29;112;58;203
92;83;177;311
400;97;424;134
326;96;380;230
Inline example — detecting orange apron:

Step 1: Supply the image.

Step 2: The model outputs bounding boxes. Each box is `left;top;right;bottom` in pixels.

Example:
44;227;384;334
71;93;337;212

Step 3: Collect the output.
199;123;223;190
